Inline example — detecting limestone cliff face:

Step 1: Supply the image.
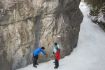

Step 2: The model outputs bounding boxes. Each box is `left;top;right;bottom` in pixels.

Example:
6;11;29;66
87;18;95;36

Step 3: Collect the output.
0;0;83;70
40;0;83;57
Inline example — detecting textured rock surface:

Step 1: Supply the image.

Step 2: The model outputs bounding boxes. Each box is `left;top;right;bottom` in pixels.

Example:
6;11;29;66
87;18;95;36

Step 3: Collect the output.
40;0;83;57
0;0;83;70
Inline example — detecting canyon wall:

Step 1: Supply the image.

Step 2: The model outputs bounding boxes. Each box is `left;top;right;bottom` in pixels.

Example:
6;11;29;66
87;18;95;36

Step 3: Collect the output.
0;0;83;70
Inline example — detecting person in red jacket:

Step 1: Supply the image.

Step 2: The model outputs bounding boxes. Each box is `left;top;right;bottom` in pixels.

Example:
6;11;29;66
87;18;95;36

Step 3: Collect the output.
53;42;60;69
55;49;60;69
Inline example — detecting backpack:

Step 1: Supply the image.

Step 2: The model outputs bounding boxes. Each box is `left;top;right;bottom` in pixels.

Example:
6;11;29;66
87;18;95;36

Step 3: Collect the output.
55;45;60;52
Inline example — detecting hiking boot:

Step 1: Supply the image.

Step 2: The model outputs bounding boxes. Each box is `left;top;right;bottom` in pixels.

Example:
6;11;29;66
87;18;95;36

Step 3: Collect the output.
33;65;37;68
54;66;58;69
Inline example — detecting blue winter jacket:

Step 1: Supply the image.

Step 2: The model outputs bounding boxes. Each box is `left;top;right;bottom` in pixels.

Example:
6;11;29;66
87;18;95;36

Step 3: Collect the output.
33;47;46;56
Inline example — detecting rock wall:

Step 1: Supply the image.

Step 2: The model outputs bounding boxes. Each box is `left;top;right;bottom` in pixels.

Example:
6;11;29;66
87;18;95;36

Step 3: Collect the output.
40;0;83;57
0;0;83;70
0;0;36;70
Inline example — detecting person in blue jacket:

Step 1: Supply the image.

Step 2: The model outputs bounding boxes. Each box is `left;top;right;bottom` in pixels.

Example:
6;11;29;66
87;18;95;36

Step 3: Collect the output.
33;47;47;67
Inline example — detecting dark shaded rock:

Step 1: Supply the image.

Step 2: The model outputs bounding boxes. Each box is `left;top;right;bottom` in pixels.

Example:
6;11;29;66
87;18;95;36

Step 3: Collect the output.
54;0;83;56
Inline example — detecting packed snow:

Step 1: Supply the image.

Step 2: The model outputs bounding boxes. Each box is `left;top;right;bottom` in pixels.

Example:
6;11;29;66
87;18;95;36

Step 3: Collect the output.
17;2;105;70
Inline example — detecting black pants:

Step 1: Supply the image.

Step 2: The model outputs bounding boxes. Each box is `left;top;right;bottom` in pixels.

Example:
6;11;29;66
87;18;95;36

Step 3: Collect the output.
33;55;38;66
55;59;59;68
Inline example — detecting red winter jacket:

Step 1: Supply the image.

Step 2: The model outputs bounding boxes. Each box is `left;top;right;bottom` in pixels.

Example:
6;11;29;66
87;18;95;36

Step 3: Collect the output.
55;50;60;61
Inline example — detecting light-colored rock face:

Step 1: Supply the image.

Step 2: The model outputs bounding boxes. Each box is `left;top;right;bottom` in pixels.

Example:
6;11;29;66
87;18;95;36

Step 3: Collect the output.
0;0;83;70
0;0;35;70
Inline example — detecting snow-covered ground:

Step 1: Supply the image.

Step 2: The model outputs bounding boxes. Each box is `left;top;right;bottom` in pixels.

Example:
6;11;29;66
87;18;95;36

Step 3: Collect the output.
17;2;105;70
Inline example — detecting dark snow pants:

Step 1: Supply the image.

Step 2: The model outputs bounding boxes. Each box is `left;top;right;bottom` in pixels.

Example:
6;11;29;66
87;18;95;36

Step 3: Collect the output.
33;55;38;66
55;59;59;68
